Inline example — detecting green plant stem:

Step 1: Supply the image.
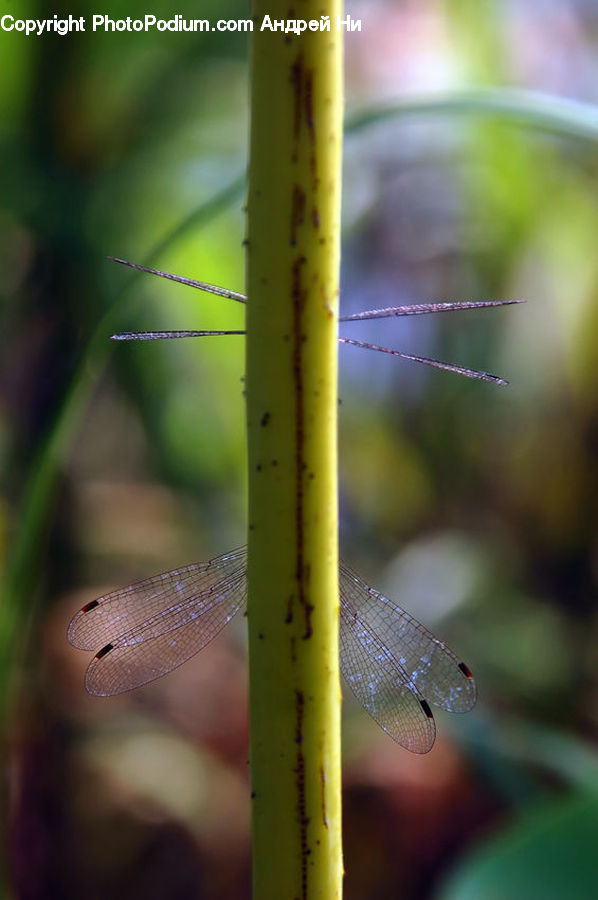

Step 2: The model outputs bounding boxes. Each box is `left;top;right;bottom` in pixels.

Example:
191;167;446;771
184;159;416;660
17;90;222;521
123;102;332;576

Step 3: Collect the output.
246;6;344;898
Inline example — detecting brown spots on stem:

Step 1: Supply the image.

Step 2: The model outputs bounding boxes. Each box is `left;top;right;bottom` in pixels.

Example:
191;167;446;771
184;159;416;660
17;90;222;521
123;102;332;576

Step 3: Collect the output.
288;56;319;197
290;185;306;246
294;690;310;899
295;691;304;744
291;255;313;640
301;563;313;640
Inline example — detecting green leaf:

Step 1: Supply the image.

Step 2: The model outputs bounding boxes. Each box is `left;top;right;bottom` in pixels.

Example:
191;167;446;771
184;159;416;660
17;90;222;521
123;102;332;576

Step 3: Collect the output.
440;789;598;900
346;89;598;143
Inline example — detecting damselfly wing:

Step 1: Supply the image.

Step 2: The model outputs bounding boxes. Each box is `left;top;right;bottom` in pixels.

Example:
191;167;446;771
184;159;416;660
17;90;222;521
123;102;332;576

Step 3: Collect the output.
68;547;476;754
108;257;521;386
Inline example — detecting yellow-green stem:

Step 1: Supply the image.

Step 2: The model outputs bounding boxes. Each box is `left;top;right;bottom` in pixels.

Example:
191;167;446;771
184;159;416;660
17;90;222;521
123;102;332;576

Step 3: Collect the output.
246;4;343;898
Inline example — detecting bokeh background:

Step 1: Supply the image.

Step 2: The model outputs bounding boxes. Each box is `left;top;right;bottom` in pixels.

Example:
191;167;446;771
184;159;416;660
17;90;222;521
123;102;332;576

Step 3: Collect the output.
1;1;597;898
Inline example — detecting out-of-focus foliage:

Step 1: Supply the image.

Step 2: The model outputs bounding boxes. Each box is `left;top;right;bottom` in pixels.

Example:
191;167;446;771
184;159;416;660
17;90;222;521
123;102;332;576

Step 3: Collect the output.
440;790;598;900
1;1;597;898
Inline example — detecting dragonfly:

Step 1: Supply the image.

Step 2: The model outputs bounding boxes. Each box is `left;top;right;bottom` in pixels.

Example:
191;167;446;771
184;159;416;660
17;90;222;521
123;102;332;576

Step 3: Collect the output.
68;257;519;751
68;546;476;754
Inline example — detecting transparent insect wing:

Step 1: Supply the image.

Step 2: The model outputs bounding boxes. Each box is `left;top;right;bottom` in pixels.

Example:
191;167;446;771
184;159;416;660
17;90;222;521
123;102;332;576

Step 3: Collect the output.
68;547;248;696
339;597;436;753
69;545;475;749
339;564;476;714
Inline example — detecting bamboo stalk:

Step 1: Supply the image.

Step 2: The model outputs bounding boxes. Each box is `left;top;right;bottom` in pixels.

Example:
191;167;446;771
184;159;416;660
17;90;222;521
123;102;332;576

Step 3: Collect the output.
246;4;344;898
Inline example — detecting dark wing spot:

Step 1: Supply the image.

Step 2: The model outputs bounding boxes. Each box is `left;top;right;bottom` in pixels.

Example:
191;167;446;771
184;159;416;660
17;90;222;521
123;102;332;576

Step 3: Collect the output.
420;699;434;719
80;599;99;613
458;661;474;679
95;643;114;660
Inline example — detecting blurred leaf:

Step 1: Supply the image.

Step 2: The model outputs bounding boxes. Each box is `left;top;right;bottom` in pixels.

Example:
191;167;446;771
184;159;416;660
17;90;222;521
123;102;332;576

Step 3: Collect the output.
347;89;598;143
440;789;598;900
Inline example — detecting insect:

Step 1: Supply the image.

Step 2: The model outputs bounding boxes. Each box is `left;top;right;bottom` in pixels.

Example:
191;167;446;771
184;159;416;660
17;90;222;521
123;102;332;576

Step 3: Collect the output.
108;257;519;386
68;547;476;754
68;257;519;751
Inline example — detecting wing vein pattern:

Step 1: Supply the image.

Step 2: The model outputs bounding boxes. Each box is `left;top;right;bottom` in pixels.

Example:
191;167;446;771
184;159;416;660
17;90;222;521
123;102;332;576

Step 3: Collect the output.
68;547;476;750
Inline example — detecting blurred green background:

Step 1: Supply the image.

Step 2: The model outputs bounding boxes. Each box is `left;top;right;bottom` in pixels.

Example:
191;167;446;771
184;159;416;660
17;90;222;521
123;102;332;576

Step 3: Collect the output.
1;1;597;898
